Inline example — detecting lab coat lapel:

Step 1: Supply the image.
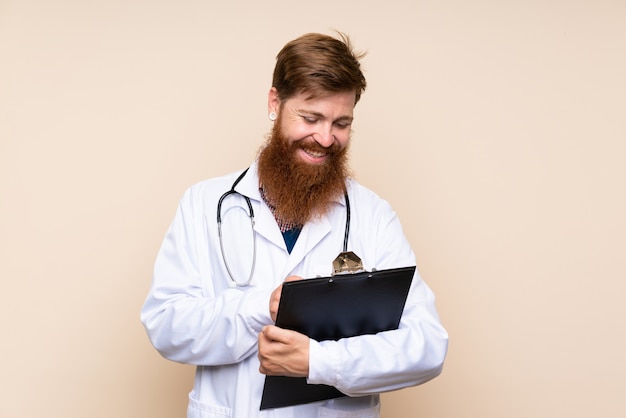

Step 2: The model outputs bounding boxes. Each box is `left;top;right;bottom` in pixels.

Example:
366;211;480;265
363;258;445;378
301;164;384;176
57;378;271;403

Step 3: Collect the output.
233;162;285;250
255;203;286;249
283;217;332;275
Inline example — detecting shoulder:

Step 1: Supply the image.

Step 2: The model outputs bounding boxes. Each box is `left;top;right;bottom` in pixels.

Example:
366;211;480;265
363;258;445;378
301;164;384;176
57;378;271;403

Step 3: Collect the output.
345;178;392;210
344;178;398;225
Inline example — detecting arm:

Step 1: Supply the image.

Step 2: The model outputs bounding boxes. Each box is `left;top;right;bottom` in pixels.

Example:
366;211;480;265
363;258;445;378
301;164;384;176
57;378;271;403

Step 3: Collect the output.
306;200;448;395
140;187;273;366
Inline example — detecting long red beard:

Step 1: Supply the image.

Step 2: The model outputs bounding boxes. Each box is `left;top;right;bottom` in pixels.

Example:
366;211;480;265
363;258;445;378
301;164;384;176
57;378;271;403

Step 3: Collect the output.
257;121;351;226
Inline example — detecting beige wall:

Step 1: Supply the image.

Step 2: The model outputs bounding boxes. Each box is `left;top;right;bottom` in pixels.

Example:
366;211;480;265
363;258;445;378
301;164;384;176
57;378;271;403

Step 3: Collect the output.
1;1;625;417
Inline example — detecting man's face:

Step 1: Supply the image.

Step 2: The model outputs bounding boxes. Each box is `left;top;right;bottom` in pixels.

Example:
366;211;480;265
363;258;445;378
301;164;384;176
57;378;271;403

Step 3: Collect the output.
257;89;356;225
271;89;356;165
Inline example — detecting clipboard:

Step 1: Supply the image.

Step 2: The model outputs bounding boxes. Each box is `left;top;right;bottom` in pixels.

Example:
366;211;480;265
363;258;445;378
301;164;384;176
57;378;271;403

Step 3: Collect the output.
260;265;416;410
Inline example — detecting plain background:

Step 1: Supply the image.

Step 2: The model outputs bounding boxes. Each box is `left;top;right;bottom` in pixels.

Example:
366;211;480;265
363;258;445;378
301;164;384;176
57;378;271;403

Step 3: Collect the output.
1;0;625;417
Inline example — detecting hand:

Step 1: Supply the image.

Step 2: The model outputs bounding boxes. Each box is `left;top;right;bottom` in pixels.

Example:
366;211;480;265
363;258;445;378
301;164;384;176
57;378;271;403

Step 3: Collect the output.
258;325;310;377
269;275;302;322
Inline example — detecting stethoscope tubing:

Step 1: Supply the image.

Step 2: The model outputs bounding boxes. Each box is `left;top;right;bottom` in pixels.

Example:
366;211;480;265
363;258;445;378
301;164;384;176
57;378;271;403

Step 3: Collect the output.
217;169;257;287
217;168;350;287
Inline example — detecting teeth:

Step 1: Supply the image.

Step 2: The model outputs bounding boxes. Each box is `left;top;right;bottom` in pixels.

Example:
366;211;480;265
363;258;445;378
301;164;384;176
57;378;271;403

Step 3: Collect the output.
305;150;326;158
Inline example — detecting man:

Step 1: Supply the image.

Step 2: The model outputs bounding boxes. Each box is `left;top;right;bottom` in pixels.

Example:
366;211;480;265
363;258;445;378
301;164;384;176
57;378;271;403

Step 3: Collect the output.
141;32;448;418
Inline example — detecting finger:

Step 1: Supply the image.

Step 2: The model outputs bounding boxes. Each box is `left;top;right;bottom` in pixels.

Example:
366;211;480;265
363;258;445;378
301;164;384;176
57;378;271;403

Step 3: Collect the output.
261;325;279;342
268;326;306;347
269;287;283;322
263;325;294;344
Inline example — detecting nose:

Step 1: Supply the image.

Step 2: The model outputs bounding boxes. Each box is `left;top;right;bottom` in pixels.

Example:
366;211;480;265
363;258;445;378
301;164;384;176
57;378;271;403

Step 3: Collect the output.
313;123;335;148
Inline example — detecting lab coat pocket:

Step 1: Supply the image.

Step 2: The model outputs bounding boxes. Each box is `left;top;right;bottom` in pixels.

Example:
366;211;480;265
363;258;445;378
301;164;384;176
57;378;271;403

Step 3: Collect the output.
187;391;232;418
317;403;380;418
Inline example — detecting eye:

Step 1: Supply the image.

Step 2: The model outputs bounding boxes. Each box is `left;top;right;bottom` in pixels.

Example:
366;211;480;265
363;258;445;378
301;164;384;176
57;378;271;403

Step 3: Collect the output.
302;116;318;124
334;121;351;130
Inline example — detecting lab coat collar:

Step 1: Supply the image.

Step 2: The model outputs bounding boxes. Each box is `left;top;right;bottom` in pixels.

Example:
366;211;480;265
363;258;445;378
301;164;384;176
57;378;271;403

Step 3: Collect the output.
232;160;263;203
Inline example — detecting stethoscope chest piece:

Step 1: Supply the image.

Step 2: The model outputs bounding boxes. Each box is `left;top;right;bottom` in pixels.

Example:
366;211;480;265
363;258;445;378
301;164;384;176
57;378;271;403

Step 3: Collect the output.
332;251;363;275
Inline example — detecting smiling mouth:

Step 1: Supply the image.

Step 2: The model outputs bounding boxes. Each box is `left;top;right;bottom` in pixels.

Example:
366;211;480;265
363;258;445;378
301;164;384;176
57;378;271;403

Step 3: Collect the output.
303;148;328;158
294;139;339;164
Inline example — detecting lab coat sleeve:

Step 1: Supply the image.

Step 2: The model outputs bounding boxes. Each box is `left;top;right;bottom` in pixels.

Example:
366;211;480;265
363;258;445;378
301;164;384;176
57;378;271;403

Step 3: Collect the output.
306;201;448;396
140;187;273;366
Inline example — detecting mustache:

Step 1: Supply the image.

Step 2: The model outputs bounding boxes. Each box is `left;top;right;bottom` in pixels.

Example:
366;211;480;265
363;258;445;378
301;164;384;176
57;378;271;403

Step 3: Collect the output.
293;138;342;155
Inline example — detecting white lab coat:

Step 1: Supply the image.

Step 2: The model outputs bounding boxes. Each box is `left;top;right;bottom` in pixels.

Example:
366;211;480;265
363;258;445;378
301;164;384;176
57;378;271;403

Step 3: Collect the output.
141;161;448;418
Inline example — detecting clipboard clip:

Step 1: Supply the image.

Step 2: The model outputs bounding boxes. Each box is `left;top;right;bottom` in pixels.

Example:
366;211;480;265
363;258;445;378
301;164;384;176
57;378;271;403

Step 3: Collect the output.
332;251;364;275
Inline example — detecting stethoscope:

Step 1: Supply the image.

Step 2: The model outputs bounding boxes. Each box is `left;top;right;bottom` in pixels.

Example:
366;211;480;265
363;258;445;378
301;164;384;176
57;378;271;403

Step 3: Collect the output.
217;168;351;287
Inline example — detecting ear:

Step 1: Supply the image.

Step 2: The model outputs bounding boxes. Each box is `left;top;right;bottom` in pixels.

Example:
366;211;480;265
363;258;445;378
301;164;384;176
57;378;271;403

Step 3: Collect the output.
267;87;281;115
